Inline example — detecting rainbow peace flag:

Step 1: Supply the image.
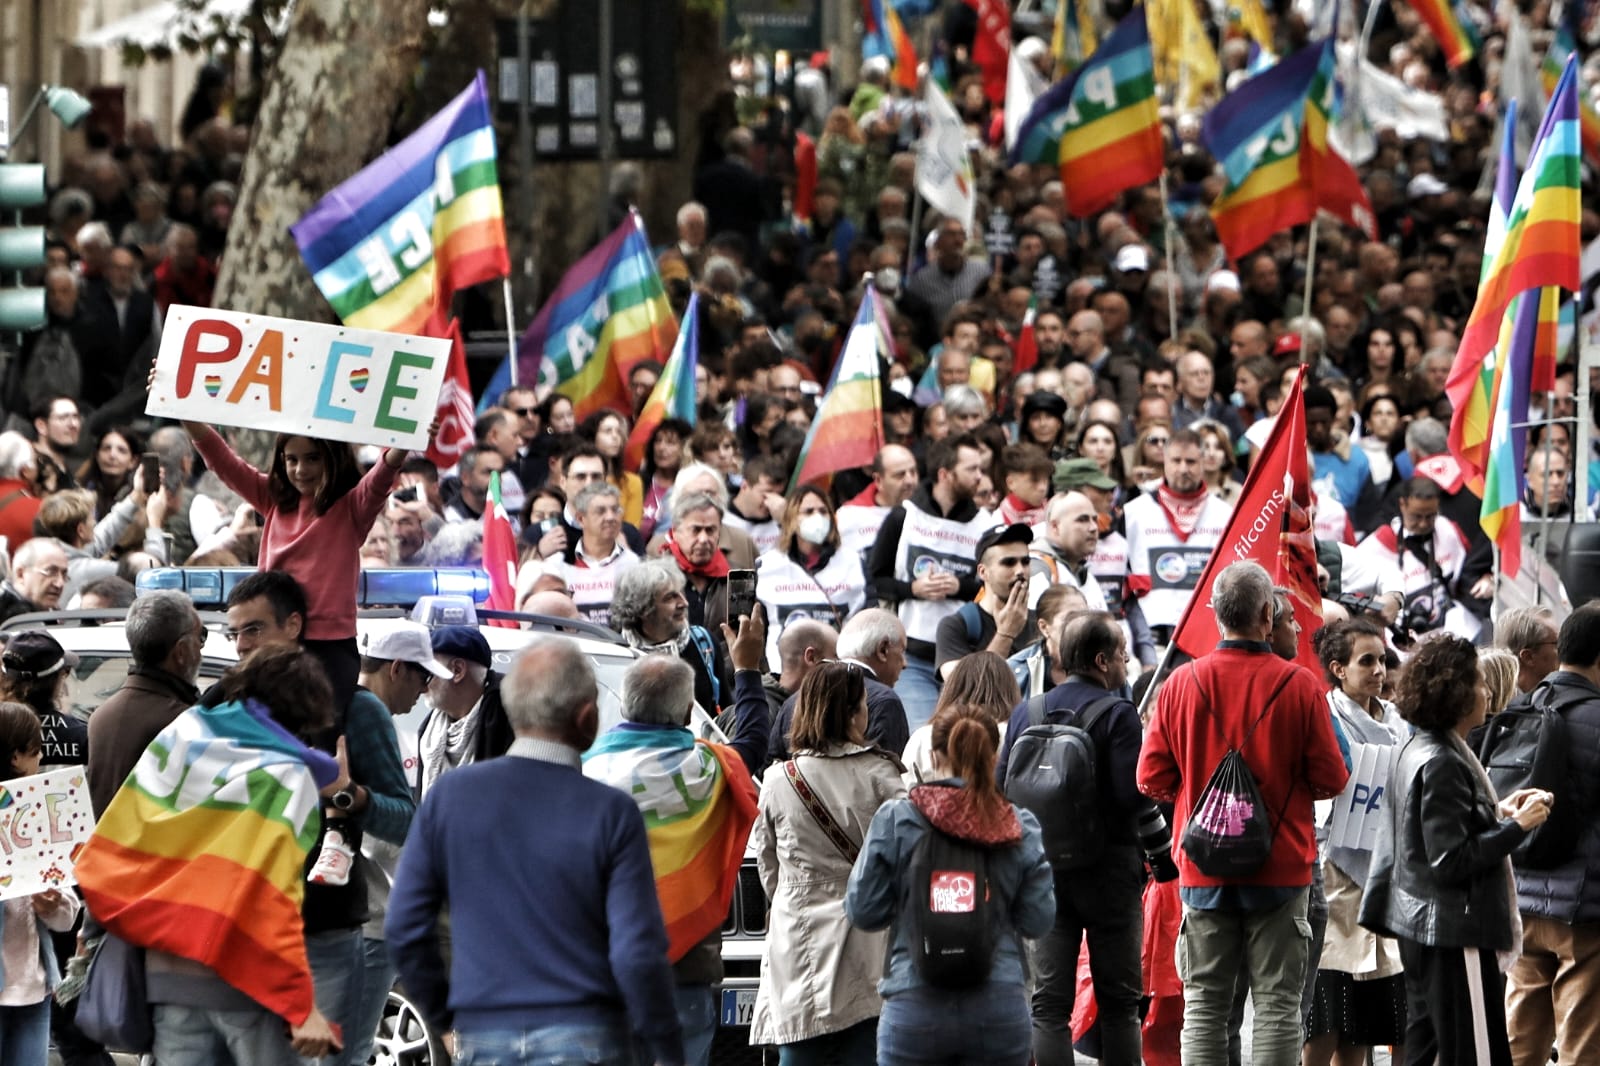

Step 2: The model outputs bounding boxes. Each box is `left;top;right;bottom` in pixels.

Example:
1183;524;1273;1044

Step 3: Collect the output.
1480;292;1539;578
1542;18;1600;174
790;288;887;491
864;0;919;91
625;292;699;472
1302;38;1377;239
293;72;509;337
518;213;678;423
1011;9;1162;218
1051;0;1098;72
1447;57;1582;489
583;727;757;963
1410;0;1477;69
74;700;338;1026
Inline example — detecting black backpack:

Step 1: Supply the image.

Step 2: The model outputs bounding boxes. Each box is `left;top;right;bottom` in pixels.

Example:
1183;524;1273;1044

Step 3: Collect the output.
906;822;995;987
1179;668;1295;879
1478;683;1589;869
1003;693;1121;869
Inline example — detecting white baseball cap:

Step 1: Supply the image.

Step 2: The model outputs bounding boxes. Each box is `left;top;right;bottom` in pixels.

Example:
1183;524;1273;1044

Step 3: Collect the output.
1114;244;1150;273
360;623;453;679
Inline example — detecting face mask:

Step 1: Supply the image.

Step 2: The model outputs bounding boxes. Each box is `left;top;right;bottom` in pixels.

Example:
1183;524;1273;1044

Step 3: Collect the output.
798;514;833;544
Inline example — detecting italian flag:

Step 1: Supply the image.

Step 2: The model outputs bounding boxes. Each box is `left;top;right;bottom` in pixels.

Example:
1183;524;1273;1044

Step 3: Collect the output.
484;471;518;626
1014;293;1039;374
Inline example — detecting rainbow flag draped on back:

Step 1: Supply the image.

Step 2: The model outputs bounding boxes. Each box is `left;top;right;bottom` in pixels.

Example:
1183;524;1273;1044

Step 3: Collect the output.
864;0;919;91
1010;8;1162;218
583;728;757;963
1410;0;1478;69
1542;14;1600;174
1447;58;1582;490
292;72;510;337
790;287;887;491
625;293;700;471
519;213;678;422
74;700;338;1026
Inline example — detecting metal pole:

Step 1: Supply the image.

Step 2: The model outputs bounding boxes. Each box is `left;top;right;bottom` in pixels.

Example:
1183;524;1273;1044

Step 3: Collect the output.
1580;341;1594;520
517;3;537;317
1300;219;1319;366
1159;171;1179;340
1135;639;1179;721
502;278;519;388
596;0;615;240
1535;392;1555;605
905;184;924;291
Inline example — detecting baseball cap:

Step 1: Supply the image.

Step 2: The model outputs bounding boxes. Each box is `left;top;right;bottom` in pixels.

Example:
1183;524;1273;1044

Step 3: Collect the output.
362;623;453;679
430;625;493;670
1053;457;1119;493
0;631;78;680
1205;269;1241;294
1273;333;1303;357
1114;244;1150;273
975;523;1035;560
1407;173;1449;199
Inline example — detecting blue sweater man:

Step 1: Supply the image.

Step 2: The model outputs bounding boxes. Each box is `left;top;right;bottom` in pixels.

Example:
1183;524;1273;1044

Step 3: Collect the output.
386;638;685;1066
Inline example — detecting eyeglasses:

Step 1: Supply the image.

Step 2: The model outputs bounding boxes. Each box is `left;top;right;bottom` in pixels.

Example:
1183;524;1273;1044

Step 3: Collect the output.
1146;436;1170;446
223;621;269;643
821;658;863;676
26;566;67;580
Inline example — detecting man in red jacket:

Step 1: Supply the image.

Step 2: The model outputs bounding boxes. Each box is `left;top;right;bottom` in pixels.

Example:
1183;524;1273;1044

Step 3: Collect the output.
1137;560;1348;1066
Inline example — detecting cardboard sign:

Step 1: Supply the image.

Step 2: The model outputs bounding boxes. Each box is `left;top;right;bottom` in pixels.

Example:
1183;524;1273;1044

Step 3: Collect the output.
147;305;452;450
0;767;94;902
1327;742;1394;855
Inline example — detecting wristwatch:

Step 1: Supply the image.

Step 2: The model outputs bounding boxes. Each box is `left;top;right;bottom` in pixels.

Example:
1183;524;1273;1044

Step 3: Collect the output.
331;787;357;811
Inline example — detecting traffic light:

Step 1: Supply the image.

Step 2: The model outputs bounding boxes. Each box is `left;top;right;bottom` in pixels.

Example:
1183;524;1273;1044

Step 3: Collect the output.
0;162;46;332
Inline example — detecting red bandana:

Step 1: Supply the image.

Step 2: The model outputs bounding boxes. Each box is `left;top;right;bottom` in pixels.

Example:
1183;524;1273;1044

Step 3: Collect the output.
668;537;731;579
1155;482;1210;542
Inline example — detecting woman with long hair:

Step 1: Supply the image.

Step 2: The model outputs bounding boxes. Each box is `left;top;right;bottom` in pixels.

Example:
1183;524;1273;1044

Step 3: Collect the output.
76;426;142;522
1361;634;1550;1066
639;417;692;541
579;409;644;527
688;422;742;478
1305;619;1409;1066
750;661;907;1065
1020;392;1073;461
1354;325;1401;392
1230;355;1278;431
537;392;576;436
901;651;1020;784
1076;420;1128;496
755;485;867;667
1357;392;1403;487
1193;420;1241;506
845;702;1054;1066
1128;423;1171;491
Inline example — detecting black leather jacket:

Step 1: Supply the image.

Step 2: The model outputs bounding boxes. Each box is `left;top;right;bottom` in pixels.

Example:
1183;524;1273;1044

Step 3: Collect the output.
1360;729;1526;951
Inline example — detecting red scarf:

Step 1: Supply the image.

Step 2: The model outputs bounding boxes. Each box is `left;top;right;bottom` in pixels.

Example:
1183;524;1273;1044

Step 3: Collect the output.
1155;482;1210;542
668;537;731;579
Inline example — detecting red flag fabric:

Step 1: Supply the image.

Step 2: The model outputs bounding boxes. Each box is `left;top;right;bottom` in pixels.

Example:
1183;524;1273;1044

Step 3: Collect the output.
967;0;1011;105
1013;293;1039;374
793;131;818;224
1171;366;1322;672
425;319;476;470
483;470;519;627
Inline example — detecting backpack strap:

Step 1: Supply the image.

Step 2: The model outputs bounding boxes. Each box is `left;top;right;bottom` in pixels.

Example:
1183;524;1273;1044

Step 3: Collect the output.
0;489;25;511
1024;692;1049;729
960;602;984;646
784;758;860;864
688;625;721;709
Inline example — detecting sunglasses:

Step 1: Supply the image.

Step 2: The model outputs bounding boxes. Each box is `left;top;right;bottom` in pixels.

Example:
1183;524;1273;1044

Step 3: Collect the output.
512;407;537;416
821;658;863;676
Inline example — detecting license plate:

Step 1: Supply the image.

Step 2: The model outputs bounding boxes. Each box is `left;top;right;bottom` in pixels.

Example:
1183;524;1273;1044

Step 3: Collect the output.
719;987;756;1026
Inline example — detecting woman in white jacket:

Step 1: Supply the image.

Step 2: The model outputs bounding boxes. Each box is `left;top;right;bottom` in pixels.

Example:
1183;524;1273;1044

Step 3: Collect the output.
755;485;867;668
750;661;906;1064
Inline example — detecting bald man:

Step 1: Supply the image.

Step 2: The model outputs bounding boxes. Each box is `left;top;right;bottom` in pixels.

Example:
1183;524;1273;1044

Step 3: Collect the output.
763;618;838;719
1070;310;1141;416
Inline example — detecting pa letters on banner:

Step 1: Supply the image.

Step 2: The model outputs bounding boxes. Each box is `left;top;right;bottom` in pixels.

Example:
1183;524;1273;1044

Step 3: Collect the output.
0;767;94;902
146;305;452;450
1328;742;1394;854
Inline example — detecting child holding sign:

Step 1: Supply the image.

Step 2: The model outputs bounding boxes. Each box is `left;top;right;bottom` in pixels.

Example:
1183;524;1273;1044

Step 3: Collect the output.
0;702;80;1066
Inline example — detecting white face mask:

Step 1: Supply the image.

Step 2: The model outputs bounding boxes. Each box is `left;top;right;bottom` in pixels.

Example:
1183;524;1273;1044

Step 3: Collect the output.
797;513;833;545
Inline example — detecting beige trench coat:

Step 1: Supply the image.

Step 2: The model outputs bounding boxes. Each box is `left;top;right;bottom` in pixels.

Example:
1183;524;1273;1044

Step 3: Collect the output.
749;743;907;1046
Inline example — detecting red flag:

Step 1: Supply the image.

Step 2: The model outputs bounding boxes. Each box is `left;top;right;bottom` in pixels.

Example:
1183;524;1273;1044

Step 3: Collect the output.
483;470;519;627
793;131;818;224
966;0;1011;105
1171;366;1322;673
1013;292;1039;374
425;319;476;470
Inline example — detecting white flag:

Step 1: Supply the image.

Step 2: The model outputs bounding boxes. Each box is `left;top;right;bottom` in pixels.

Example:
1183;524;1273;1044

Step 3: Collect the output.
1004;45;1046;152
1502;13;1545;164
916;81;977;231
1332;42;1450;165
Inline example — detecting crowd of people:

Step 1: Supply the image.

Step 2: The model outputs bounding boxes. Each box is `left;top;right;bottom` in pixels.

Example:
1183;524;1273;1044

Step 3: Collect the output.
0;1;1598;1065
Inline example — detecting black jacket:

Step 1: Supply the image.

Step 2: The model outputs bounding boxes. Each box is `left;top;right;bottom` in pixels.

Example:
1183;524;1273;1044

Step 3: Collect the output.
1360;729;1525;951
1511;672;1600;924
0;585;39;625
769;674;909;764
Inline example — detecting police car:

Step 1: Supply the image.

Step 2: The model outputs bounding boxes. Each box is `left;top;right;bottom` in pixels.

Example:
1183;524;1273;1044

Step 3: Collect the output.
1;567;767;1066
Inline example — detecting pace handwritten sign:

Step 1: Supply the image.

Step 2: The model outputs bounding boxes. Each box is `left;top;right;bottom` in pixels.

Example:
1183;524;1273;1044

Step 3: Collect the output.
147;305;451;450
0;767;94;902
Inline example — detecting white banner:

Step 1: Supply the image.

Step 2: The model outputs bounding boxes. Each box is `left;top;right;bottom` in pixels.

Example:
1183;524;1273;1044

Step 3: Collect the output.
1333;44;1449;165
1328;742;1394;854
916;82;977;231
0;767;94;902
146;305;451;450
1004;47;1046;152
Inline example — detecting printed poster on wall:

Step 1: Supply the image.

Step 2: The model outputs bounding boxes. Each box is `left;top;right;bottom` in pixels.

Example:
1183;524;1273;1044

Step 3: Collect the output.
146;304;451;450
0;767;94;902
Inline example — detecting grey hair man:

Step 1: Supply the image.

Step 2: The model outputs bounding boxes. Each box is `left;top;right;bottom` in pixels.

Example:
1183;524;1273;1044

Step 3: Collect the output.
417;625;510;794
86;589;205;816
613;559;733;716
388;635;686;1066
1497;605;1560;694
540;482;639;627
769;607;911;762
656;464;756;571
1138;560;1349;1066
0;536;68;623
943;384;989;434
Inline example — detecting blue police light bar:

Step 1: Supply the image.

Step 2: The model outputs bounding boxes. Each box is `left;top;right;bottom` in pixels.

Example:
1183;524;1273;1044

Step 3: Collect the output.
135;568;492;607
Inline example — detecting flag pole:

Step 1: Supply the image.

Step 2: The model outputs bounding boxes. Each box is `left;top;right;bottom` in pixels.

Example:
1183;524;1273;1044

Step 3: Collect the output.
905;184;924;292
1159;171;1179;340
1136;639;1180;721
1535;394;1556;605
501;278;519;388
1300;218;1320;365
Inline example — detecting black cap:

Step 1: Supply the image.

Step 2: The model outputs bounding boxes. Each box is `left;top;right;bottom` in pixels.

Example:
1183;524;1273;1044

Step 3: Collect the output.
0;631;78;680
975;523;1035;561
1021;390;1069;422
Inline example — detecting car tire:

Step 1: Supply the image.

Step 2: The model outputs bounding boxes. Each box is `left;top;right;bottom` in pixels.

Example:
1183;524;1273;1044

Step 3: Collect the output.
370;986;448;1066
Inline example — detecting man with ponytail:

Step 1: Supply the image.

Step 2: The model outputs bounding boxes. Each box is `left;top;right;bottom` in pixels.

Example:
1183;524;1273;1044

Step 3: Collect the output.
846;703;1055;1066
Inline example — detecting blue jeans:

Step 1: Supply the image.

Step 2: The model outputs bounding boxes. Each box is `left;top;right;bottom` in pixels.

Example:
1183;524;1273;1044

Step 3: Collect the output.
342;936;396;1066
454;1023;638;1065
894;656;941;733
303;928;362;1066
151;1004;300;1066
879;983;1030;1066
778;1018;878;1066
674;985;715;1066
0;999;50;1066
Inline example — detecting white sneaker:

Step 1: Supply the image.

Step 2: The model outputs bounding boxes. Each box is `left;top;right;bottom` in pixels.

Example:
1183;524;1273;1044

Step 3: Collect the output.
308;827;355;886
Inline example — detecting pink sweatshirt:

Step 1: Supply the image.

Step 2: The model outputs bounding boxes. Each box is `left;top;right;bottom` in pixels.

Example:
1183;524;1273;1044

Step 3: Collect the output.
194;431;399;641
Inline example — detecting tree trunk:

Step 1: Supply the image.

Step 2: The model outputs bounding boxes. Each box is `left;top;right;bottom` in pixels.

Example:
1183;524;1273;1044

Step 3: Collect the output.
212;0;432;465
